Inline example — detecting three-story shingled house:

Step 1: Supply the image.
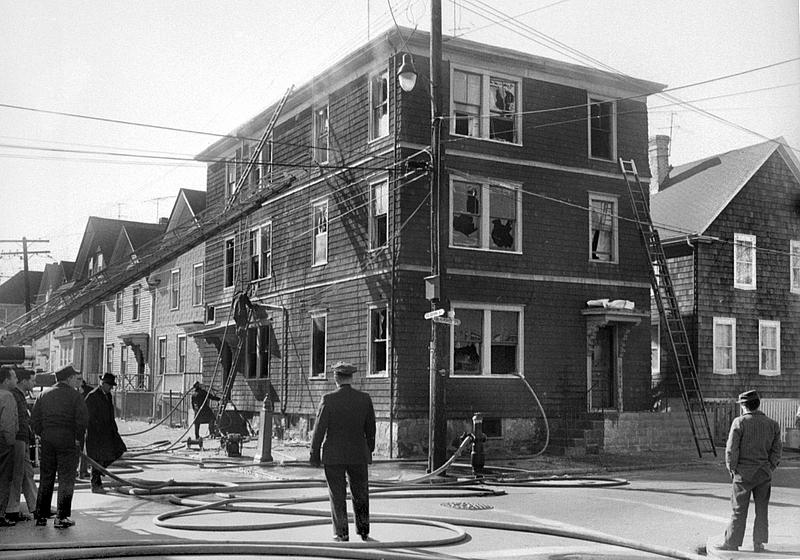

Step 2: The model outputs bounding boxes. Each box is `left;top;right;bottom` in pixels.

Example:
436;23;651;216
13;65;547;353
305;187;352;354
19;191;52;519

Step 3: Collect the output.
191;27;668;456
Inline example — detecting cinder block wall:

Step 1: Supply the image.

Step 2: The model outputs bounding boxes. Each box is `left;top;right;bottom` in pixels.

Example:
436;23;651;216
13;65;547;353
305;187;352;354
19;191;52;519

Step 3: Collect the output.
602;411;696;452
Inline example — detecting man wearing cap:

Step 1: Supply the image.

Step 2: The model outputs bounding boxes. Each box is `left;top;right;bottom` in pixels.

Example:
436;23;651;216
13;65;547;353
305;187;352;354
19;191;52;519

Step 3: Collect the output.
310;361;376;542
0;366;19;527
85;373;127;494
716;390;782;553
31;365;88;528
5;368;37;523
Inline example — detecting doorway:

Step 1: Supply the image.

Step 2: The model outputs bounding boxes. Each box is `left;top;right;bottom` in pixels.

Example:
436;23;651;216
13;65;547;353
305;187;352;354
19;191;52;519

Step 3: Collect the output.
590;325;617;410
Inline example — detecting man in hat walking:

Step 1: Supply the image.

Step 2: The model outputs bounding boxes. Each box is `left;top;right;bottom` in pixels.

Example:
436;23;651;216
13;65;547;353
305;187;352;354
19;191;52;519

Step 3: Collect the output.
31;365;88;528
715;390;782;553
310;361;376;542
85;373;126;493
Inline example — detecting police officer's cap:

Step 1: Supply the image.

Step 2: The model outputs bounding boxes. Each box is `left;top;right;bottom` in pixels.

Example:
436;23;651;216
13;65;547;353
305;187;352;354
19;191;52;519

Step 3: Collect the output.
331;361;356;376
737;390;759;403
55;365;80;382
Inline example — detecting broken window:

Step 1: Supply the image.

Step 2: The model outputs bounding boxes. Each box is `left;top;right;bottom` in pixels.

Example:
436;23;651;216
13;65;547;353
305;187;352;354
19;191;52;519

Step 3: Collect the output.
589;196;617;262
489;185;516;250
452;69;520;143
312;200;328;265
370;70;389;140
453;70;482;137
454;308;482;375
452;181;481;247
452;178;519;251
369;306;388;376
489;78;517;142
452;306;522;376
589;97;615;160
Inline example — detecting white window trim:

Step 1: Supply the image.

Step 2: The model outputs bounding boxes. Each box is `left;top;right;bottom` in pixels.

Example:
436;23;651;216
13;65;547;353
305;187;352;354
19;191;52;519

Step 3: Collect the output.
223;235;236;290
115;291;123;323
368;69;390;142
733;233;757;290
311;198;329;267
131;285;141;322
367;303;389;378
790;240;800;294
177;334;187;374
250;221;273;280
588;192;619;264
449;302;524;378
712;317;736;375
758;320;781;376
313;104;330;164
369;178;389;251
449;64;523;146
158;336;168;375
170;269;181;310
309;312;327;379
449;175;523;253
192;263;204;307
587;94;617;161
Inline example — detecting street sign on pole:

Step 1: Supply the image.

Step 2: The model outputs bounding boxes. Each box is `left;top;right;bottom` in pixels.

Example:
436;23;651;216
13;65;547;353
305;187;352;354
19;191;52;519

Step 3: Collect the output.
433;316;460;326
424;308;446;320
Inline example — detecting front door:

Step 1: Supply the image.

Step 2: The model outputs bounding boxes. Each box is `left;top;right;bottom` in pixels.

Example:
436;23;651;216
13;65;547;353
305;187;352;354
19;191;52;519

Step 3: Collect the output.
590;325;617;410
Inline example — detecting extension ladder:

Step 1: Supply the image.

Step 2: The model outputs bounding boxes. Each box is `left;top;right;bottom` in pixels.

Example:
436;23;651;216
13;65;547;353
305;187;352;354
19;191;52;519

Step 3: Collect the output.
619;158;716;458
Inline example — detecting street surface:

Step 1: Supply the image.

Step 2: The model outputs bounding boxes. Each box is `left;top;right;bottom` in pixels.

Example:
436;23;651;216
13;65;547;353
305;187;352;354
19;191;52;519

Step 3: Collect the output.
0;422;797;560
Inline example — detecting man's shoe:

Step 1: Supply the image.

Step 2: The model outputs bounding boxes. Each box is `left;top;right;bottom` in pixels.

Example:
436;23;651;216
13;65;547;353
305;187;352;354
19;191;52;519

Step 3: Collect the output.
754;543;766;553
714;542;739;551
91;485;107;494
359;533;373;541
54;517;75;529
16;513;32;522
333;535;349;542
0;517;15;527
35;517;47;526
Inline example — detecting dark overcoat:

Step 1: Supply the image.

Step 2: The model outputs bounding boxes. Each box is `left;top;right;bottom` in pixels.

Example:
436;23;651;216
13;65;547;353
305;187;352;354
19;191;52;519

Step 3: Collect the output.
191;388;219;423
85;386;126;462
310;384;376;465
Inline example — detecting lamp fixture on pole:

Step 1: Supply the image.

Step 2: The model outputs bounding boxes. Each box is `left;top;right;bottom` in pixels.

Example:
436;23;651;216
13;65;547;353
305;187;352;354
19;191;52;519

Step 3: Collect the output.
397;53;418;93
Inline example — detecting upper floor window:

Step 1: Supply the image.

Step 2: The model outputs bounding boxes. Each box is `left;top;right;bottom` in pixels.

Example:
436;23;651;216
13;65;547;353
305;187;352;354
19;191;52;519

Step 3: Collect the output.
370;180;388;249
170;269;181;310
790;240;800;294
451;178;520;252
310;313;327;378
224;237;236;289
589;194;618;263
115;291;123;323
713;317;736;374
451;68;520;144
312;200;328;266
254;136;273;187
369;70;389;141
313;105;329;163
131;286;141;321
588;96;616;160
177;335;187;373
734;233;756;290
192;263;204;306
249;223;272;281
368;305;388;377
451;304;522;376
225;159;237;201
759;320;780;376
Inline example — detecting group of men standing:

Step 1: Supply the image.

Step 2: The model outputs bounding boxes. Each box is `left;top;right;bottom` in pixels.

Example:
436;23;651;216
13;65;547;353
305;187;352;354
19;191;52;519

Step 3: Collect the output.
0;365;125;529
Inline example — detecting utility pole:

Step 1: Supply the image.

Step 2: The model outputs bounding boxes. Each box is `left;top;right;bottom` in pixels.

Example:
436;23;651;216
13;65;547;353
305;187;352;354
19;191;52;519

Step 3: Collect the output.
427;0;449;473
0;238;50;312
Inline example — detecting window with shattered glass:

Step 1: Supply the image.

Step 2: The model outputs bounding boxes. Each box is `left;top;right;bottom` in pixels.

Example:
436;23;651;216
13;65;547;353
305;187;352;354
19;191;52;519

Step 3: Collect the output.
452;306;521;376
489;77;517;142
589;97;614;160
453;70;482;137
313;200;328;265
369;306;388;376
454;308;483;375
590;197;616;262
452;181;481;247
452;178;519;251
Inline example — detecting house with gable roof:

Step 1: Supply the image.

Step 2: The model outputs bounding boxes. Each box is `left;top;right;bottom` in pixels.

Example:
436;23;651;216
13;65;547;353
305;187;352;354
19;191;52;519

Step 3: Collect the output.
650;136;800;441
31;261;74;372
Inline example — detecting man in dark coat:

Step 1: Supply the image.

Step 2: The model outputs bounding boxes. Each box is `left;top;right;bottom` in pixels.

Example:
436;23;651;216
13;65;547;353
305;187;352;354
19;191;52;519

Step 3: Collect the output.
715;390;782;553
31;365;88;528
191;382;220;439
310;362;376;542
85;373;126;493
6;368;37;523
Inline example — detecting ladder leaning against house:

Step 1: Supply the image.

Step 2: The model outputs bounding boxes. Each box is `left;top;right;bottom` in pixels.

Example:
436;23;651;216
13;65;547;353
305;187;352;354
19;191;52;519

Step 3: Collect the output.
618;158;717;458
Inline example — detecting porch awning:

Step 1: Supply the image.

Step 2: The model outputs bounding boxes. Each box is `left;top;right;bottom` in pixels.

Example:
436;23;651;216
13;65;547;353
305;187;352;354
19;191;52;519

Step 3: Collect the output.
581;307;648;326
119;332;149;347
187;321;239;346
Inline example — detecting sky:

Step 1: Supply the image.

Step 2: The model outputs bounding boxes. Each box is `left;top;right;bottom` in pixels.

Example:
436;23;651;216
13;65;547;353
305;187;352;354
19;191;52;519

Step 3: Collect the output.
1;0;798;281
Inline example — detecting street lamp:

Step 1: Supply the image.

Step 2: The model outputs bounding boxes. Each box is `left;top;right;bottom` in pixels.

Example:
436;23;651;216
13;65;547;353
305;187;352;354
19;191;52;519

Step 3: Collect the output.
397;53;417;93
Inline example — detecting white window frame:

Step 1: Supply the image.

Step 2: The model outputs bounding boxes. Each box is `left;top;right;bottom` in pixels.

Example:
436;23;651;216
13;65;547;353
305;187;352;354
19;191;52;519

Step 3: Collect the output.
367;304;388;377
790;240;800;294
131;286;141;322
449;302;524;378
313;104;329;163
369;179;389;250
369;69;390;141
170;269;181;310
587;95;617;161
312;199;329;266
158;336;168;375
310;313;327;378
105;344;113;374
115;291;123;323
449;176;522;252
249;222;272;281
223;236;236;289
734;233;756;290
758;320;780;376
712;317;736;375
177;334;187;374
120;345;127;376
192;263;204;306
450;65;522;145
588;193;619;264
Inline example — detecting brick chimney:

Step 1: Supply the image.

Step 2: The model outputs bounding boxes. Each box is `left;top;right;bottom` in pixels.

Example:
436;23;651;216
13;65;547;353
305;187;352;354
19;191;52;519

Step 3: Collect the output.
648;135;671;195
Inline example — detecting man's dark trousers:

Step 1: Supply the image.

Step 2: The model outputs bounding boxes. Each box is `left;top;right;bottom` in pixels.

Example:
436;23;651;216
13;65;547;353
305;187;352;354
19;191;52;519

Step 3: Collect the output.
724;469;771;547
36;440;78;519
91;458;114;489
323;463;369;539
0;443;14;513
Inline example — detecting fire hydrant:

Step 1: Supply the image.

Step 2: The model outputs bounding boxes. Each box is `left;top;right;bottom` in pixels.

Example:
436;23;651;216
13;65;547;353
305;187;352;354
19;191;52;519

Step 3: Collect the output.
254;394;274;463
471;412;487;477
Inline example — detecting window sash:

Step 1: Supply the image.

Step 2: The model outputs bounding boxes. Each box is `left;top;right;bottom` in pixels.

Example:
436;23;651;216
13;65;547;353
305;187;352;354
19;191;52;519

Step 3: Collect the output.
311;315;327;377
369;307;388;376
132;287;140;321
589;197;617;262
452;306;520;376
313;202;328;265
158;338;167;375
120;346;127;376
589;97;614;160
713;318;735;374
759;321;780;375
115;292;123;323
177;336;187;373
314;106;329;163
452;69;519;143
791;240;800;292
106;345;113;374
452;178;519;251
370;181;388;249
249;229;261;280
488;77;517;142
370;71;389;140
224;238;236;288
261;224;272;278
170;270;180;309
193;264;204;306
734;234;756;288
